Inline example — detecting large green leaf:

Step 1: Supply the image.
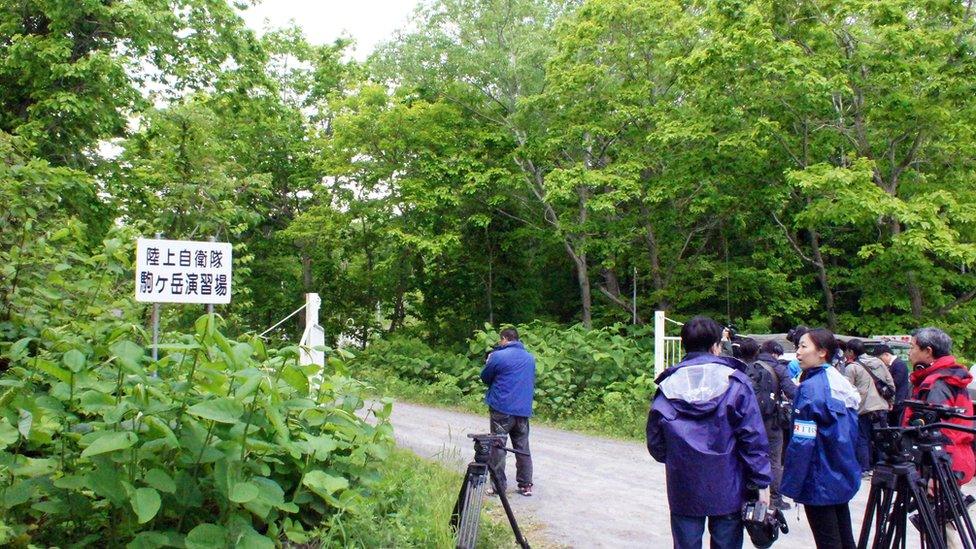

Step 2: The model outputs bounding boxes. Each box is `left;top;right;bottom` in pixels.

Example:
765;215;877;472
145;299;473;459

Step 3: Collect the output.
186;523;227;549
144;468;176;494
111;340;145;373
130;487;161;523
62;349;86;373
81;431;137;458
0;417;18;449
229;481;259;503
187;398;245;424
301;470;348;500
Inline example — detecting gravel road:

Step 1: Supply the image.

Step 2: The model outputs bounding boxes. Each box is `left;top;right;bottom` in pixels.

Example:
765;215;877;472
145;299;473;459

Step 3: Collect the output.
370;400;975;548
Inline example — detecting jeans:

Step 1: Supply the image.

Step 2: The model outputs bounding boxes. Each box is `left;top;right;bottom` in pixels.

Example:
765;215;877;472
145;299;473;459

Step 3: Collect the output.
670;512;743;549
488;409;532;491
857;411;888;472
805;503;856;549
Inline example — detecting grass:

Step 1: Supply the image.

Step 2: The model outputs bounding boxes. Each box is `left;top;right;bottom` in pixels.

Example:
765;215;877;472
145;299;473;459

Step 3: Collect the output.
315;448;517;548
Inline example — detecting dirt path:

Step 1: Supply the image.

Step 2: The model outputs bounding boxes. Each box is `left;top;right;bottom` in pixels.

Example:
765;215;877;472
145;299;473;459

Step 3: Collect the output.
373;400;975;548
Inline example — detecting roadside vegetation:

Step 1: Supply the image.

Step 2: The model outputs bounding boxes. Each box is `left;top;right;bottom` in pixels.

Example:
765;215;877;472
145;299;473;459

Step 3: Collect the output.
354;323;656;440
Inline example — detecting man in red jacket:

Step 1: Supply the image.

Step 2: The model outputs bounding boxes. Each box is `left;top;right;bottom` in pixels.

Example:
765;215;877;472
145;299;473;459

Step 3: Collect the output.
905;327;975;486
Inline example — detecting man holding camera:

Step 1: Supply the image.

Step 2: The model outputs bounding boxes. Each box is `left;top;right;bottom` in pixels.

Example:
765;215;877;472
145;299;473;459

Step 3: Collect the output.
481;327;536;496
845;338;896;475
905;327;975;485
647;316;771;548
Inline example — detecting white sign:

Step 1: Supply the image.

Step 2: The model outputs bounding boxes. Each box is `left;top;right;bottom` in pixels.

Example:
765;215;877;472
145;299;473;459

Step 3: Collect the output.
135;238;232;304
871;334;912;344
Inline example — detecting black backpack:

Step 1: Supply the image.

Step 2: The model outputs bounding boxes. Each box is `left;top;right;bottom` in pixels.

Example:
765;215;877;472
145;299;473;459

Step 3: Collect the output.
746;361;779;419
856;360;896;403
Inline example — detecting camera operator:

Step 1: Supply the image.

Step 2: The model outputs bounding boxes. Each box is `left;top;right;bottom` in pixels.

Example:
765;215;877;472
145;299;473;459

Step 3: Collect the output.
481;327;536;497
905;327;975;486
844;338;895;476
647;316;771;549
871;344;910;426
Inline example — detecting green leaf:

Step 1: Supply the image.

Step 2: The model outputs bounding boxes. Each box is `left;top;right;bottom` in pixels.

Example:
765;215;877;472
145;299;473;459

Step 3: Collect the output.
280;364;309;395
126;531;171;549
63;349;86;373
229;481;259;503
81;431;137;458
0;418;18;449
130;487;161;523
144;468;176;493
186;523;228;549
187;397;245;424
301;470;349;499
111;340;145;373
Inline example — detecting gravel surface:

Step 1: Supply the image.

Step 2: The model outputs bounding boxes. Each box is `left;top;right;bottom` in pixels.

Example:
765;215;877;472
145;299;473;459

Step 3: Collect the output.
366;400;976;548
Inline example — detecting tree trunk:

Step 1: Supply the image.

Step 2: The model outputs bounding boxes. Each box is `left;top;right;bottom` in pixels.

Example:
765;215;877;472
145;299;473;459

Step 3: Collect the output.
807;228;838;330
597;268;643;323
888;218;924;317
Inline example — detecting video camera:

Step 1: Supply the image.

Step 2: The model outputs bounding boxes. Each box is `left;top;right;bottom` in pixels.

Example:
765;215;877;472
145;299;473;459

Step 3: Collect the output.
741;499;788;548
873;400;973;464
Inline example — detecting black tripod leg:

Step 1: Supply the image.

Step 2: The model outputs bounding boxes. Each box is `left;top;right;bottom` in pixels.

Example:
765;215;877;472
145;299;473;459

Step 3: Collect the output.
489;468;531;549
932;459;976;549
907;469;948;549
858;483;882;549
451;463;473;530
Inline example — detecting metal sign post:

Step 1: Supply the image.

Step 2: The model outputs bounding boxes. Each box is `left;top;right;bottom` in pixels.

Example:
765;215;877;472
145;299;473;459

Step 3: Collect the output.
136;236;233;362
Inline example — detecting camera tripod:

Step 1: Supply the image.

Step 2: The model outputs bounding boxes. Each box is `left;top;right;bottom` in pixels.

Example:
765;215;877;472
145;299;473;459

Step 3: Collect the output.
858;402;976;549
450;433;531;549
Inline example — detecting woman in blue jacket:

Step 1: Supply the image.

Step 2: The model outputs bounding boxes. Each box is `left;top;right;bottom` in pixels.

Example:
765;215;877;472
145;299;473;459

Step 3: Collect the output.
782;328;862;549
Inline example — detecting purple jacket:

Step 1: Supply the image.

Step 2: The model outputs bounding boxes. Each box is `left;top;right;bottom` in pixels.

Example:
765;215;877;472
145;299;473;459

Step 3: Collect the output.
646;353;772;516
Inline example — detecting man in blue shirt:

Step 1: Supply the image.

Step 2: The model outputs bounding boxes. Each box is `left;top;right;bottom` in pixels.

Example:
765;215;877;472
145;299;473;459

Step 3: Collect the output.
481;327;536;496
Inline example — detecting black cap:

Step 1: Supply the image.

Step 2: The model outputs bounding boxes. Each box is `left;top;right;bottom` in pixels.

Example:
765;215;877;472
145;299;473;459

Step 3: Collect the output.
872;344;893;356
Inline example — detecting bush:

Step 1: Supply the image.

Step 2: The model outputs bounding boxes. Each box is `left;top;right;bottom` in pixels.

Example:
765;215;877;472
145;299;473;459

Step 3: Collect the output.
354;321;657;439
0;314;393;547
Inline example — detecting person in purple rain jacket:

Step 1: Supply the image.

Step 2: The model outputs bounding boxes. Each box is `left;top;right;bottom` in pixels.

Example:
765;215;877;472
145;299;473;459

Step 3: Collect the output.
647;315;772;549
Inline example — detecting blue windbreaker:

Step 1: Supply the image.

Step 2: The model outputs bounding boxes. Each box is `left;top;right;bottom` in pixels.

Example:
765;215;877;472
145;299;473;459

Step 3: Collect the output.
647;353;772;516
781;364;862;506
481;341;536;417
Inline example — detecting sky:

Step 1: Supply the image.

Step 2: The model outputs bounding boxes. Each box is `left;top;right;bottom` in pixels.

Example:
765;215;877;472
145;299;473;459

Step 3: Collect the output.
238;0;422;61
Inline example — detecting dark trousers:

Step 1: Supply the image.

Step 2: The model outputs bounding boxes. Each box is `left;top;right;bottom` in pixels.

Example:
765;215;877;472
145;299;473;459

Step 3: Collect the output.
488;409;532;491
670;512;743;549
805;503;855;549
764;420;785;505
856;411;888;472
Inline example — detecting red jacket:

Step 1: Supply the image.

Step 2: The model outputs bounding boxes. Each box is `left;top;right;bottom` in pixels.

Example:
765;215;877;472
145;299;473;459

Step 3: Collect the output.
904;356;975;485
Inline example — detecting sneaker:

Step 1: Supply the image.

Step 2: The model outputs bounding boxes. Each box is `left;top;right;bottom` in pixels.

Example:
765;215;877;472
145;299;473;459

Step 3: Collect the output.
517;485;533;497
485;485;504;497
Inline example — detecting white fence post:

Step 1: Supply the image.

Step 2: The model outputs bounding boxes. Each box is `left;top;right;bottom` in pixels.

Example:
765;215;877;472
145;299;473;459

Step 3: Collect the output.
654;310;665;377
299;293;325;367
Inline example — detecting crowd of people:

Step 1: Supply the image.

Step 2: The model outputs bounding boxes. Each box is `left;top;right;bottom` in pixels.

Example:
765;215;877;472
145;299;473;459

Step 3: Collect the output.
646;317;976;549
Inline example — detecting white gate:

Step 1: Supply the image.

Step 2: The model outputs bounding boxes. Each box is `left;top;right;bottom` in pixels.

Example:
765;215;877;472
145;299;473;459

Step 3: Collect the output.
653;310;683;377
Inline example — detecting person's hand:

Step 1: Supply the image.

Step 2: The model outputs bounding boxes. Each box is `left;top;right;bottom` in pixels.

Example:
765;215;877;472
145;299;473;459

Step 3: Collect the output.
758;487;771;506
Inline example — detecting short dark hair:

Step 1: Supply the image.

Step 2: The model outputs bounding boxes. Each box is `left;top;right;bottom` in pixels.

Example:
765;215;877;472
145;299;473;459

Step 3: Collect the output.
836;339;847;352
912;327;952;358
738;338;760;361
787;325;809;346
680;316;723;353
872;344;893;356
760;340;783;356
847;338;865;356
804;328;838;364
500;327;519;342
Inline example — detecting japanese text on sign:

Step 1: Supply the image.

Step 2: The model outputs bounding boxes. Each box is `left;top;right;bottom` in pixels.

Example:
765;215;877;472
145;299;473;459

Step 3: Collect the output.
135;238;232;304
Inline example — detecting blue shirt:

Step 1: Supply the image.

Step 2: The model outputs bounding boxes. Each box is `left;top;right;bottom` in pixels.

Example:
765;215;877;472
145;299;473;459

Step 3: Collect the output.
481;341;536;417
